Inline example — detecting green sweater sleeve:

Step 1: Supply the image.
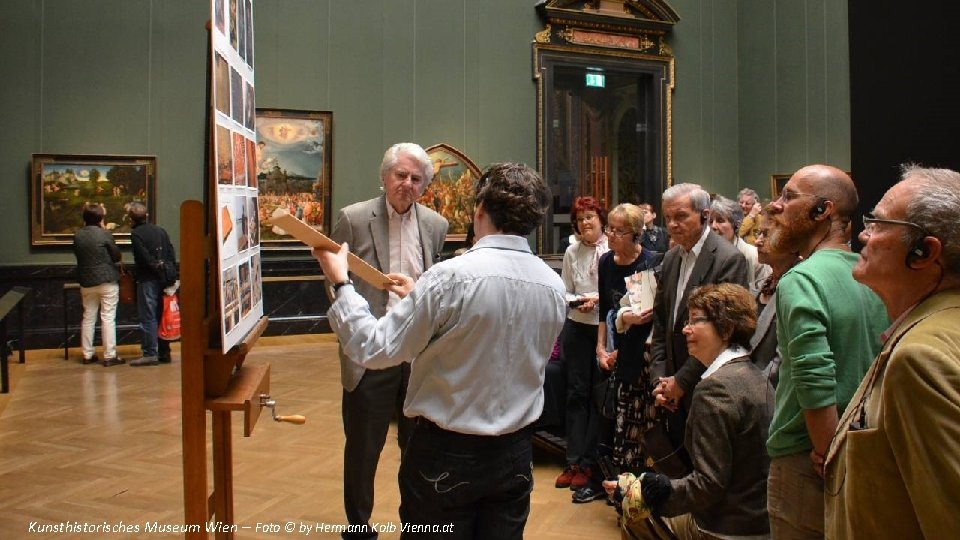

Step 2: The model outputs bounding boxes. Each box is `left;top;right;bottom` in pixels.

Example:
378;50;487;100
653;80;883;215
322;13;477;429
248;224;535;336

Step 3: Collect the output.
776;271;837;410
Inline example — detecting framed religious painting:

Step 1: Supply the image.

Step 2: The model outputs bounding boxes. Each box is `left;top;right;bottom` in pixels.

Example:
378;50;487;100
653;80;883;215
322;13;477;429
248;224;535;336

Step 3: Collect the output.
29;153;157;246
419;143;481;242
254;108;333;249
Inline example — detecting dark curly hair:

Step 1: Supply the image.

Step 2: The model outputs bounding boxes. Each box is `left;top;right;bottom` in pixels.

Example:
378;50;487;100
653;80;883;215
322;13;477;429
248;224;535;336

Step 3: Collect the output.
687;283;757;349
475;162;550;236
570;196;607;235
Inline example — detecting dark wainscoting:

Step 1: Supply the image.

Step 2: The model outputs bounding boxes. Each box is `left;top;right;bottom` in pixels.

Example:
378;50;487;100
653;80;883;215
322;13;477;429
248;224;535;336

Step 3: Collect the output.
0;257;332;351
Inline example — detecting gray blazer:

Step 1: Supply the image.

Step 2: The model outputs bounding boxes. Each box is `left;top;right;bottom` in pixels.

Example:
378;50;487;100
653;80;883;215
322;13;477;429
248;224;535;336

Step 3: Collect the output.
330;195;448;391
649;230;749;399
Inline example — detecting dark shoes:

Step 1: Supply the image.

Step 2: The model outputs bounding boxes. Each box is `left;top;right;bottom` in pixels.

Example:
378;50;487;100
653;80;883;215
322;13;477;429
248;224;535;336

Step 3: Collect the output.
82;355;100;365
101;356;125;367
158;356;172;364
572;484;606;503
556;465;579;488
129;356;159;367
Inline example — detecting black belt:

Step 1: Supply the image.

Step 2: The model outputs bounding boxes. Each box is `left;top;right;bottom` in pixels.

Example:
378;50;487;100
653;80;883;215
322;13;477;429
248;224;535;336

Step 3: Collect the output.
414;417;533;447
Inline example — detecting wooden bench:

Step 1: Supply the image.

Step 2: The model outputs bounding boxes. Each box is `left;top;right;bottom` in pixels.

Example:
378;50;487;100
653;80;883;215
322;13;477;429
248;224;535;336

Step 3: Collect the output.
0;286;29;394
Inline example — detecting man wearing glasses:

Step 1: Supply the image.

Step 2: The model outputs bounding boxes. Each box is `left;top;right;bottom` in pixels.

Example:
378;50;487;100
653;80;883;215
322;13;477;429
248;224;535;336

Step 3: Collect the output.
764;164;888;539
825;165;960;539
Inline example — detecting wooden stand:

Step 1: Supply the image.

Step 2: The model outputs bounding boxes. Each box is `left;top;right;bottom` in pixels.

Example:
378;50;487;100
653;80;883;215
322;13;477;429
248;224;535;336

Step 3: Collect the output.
181;200;271;539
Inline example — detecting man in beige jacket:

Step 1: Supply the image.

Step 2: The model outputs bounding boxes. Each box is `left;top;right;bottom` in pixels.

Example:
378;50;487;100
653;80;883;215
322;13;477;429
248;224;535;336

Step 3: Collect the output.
825;165;960;538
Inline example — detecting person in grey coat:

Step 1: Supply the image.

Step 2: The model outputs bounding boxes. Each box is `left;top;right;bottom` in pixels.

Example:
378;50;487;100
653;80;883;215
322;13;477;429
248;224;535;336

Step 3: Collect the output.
329;142;448;539
72;202;123;366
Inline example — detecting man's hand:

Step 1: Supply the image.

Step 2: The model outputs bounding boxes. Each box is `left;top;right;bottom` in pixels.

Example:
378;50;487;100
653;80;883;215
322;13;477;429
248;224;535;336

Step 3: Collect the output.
598;349;617;371
810;449;825;479
385;273;414;298
653;376;683;411
313;242;350;285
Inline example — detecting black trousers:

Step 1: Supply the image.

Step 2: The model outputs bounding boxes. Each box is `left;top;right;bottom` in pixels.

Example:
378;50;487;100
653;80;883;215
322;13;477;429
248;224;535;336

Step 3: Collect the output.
399;418;533;540
561;319;601;467
342;363;412;540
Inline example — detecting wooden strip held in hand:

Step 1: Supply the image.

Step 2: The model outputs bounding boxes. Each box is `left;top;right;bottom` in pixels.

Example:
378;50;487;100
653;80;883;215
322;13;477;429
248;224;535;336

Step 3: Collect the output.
268;210;396;290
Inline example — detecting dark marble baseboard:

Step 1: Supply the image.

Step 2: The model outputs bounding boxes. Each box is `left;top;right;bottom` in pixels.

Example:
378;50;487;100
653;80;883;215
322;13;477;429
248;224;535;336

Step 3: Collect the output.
0;258;332;350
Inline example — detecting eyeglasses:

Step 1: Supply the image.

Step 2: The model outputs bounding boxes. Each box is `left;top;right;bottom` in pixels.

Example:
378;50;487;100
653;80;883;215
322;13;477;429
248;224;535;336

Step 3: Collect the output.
862;212;928;237
775;188;823;204
685;316;711;326
603;227;632;238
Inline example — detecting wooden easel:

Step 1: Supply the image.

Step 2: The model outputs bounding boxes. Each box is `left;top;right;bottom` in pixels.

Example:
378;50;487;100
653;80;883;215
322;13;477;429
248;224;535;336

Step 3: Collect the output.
180;200;300;539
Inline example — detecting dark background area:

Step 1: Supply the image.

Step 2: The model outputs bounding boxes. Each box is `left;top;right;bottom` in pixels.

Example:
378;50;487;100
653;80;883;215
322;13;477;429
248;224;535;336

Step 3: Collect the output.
848;1;960;247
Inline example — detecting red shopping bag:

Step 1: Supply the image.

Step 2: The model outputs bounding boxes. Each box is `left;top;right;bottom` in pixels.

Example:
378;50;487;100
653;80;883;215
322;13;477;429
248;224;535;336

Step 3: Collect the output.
158;294;181;341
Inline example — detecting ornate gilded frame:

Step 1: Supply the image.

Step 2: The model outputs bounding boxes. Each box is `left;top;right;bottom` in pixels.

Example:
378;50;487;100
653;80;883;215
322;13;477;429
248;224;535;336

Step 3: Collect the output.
533;0;678;254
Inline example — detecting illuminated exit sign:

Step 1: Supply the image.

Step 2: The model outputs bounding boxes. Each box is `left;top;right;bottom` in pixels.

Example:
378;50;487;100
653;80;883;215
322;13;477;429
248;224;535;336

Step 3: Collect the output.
585;73;605;88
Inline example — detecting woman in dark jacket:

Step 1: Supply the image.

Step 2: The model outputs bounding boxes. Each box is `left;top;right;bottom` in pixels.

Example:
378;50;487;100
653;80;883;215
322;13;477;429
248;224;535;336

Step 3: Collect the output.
609;283;773;539
72;202;123;366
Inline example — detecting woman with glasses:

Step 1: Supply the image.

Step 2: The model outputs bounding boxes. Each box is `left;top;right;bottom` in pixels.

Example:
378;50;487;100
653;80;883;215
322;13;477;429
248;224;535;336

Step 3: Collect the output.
556;196;610;493
710;196;772;285
749;212;800;387
609;283;773;539
572;203;659;503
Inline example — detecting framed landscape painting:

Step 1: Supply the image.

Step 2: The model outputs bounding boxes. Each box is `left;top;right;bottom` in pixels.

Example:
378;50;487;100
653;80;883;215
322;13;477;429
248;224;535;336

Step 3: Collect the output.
30;154;157;246
255;108;332;249
419;143;480;241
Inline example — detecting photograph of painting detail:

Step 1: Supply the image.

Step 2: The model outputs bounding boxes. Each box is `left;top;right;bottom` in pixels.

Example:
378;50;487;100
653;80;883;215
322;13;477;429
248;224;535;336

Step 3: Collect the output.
30;154;156;246
216;125;233;185
250;252;262;307
255;109;333;247
418;143;481;239
214;53;230;116
239;261;252;317
232;131;247;186
221;265;240;334
245;138;257;188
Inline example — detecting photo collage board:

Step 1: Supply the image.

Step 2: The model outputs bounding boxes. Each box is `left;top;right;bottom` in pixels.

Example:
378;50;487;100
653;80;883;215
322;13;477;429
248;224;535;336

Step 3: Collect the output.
211;0;263;352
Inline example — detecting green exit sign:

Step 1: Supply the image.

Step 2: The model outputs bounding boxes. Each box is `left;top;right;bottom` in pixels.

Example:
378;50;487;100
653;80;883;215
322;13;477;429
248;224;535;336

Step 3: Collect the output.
585;73;605;88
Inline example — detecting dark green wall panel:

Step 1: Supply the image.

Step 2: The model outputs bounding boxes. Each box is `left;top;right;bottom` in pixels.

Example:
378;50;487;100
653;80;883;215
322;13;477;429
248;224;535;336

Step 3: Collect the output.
0;0;851;265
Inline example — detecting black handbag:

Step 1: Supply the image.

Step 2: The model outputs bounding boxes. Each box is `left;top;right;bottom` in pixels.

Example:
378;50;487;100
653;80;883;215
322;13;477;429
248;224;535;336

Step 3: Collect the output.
642;410;692;478
592;372;618;419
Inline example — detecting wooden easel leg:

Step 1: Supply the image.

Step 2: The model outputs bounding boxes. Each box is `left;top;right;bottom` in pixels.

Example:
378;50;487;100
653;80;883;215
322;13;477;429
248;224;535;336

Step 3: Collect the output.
212;411;234;540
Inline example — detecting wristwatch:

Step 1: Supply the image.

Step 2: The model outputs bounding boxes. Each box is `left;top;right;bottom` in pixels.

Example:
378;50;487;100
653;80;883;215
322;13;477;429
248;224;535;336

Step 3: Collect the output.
332;278;354;294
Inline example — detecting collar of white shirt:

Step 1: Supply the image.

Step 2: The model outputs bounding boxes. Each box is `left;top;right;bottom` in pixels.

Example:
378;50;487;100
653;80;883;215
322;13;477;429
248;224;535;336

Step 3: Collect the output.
701;345;749;379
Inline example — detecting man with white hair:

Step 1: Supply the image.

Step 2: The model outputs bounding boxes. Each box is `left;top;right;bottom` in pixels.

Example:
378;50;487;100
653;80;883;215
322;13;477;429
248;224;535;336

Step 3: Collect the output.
825;165;960;539
648;183;749;472
330;142;448;539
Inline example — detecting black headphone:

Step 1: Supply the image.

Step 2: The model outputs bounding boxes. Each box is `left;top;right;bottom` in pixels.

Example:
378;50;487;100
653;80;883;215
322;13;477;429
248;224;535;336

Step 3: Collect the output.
809;199;827;220
700;211;709;224
905;236;930;267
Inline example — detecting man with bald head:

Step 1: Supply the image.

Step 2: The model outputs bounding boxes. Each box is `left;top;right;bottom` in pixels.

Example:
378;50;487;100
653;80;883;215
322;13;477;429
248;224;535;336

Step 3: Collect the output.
764;165;888;539
825;166;960;539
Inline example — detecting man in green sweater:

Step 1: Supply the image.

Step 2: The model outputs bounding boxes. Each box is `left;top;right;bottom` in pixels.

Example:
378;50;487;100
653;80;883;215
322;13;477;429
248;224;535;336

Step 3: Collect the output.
764;165;888;539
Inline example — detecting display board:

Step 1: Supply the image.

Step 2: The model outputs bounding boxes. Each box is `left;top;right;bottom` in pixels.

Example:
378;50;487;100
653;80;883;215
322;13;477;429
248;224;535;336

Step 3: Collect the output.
211;0;263;352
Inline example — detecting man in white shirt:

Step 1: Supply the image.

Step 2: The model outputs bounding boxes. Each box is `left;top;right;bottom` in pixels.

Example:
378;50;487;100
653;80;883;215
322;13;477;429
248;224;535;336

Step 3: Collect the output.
329;143;448;539
316;162;566;539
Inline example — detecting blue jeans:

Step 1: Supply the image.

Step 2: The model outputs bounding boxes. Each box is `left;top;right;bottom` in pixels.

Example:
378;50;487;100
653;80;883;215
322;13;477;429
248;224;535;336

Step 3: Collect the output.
137;279;170;358
399;419;533;540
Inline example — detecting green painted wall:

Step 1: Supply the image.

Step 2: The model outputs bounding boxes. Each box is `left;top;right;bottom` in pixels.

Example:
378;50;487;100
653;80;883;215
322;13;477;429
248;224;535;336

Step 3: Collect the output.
738;0;851;200
0;0;209;266
0;0;849;265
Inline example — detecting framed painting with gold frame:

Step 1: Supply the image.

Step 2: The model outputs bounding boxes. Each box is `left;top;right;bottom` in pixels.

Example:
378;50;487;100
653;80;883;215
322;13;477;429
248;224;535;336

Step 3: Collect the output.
29;153;157;246
418;143;481;242
255;108;333;249
770;174;791;199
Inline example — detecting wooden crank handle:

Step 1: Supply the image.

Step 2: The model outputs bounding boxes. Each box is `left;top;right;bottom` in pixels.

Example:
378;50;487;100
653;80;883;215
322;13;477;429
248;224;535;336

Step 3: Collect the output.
275;415;306;425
